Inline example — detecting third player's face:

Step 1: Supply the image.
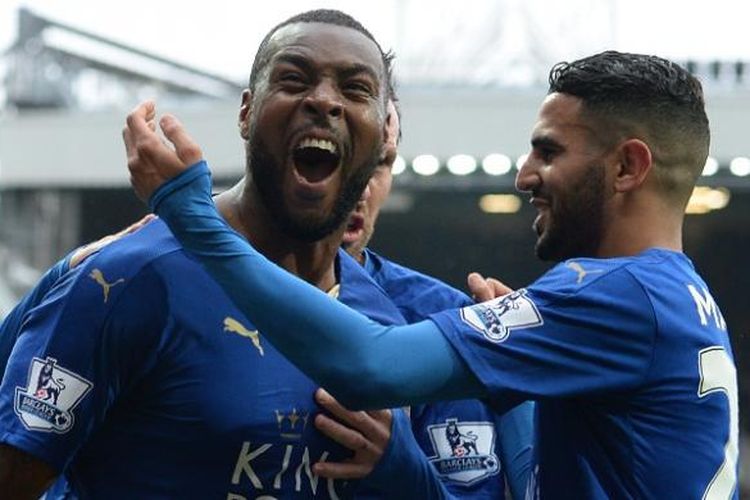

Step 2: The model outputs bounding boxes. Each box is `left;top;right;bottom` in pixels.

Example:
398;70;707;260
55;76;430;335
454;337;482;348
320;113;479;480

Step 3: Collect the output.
342;161;394;257
245;22;386;242
515;93;610;261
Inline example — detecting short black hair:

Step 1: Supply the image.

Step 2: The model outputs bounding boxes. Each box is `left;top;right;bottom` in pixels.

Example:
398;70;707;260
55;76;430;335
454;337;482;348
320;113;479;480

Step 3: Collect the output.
548;50;710;202
248;9;395;100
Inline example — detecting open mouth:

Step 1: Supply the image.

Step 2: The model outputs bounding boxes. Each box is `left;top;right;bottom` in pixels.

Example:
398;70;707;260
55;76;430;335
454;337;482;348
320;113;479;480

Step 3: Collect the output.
342;213;365;244
292;137;341;183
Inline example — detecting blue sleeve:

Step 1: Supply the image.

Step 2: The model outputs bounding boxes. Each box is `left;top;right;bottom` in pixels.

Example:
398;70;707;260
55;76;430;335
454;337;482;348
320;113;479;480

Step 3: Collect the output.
496;401;534;499
362;409;456;499
0;256;71;380
151;162;484;409
430;272;655;399
0;257;167;471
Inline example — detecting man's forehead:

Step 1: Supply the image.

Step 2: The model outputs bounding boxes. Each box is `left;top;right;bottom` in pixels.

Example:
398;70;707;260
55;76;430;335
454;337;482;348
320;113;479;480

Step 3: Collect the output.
533;92;596;139
266;22;384;75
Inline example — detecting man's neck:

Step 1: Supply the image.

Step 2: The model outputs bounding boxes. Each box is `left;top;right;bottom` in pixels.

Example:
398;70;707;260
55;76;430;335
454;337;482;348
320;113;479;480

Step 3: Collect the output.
596;194;683;258
213;180;340;292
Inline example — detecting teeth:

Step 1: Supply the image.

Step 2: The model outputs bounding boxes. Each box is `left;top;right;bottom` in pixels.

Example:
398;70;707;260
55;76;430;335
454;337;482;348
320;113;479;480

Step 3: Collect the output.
296;137;337;154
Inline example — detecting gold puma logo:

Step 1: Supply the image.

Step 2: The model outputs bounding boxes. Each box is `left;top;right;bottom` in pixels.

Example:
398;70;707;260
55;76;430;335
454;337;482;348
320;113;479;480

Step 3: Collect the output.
565;262;603;284
89;269;125;303
223;317;264;356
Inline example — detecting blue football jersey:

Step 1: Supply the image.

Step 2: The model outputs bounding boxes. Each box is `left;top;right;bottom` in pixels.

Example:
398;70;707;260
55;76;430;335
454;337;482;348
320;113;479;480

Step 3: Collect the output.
363;249;533;499
0;257;70;380
0;219;407;499
430;248;738;499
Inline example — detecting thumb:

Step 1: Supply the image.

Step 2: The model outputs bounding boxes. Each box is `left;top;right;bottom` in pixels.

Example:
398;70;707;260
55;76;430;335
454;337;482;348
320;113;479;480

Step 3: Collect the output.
160;114;203;167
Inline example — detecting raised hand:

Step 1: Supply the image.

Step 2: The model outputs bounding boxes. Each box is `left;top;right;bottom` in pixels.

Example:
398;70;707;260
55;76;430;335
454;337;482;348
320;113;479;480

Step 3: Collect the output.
122;101;203;202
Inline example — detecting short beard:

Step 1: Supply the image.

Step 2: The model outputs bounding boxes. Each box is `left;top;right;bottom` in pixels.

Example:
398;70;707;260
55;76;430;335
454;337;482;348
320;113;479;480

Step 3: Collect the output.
535;162;606;262
248;136;379;243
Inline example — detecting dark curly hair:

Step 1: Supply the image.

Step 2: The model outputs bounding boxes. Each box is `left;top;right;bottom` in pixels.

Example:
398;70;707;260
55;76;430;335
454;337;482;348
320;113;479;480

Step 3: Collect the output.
549;50;710;203
248;9;395;101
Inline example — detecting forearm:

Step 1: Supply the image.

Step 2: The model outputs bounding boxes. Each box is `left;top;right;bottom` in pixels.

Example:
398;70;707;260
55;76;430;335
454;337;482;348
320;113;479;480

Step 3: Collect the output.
152;163;483;408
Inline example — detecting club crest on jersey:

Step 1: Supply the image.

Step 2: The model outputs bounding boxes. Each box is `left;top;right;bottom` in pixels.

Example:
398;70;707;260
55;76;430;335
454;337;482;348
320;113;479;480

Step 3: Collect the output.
426;418;500;485
460;289;542;342
14;357;92;433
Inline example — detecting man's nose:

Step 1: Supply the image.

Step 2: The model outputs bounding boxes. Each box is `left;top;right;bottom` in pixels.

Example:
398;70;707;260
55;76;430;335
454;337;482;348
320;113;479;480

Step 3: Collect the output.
303;80;344;119
515;154;538;192
359;183;372;203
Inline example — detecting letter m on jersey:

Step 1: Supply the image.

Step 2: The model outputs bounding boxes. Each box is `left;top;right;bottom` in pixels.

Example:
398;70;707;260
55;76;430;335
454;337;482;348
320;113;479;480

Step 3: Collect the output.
460;289;542;343
687;284;726;331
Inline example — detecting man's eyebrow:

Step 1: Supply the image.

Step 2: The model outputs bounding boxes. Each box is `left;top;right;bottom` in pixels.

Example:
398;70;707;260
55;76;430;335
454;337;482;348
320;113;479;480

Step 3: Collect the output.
530;135;562;149
273;53;314;73
339;63;380;83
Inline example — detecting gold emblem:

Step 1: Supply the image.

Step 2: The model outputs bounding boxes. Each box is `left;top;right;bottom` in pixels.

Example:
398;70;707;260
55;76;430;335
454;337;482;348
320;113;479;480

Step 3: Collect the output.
275;408;309;439
89;269;125;303
223;317;264;356
565;262;603;284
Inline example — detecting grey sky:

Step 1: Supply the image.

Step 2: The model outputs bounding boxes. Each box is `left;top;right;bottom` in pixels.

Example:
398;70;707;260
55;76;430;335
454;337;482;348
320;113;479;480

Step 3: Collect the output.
1;0;749;85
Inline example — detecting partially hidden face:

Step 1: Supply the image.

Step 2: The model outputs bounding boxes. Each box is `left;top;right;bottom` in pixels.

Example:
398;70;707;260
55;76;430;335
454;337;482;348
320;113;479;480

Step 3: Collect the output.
516;92;610;261
243;22;387;242
342;160;393;257
343;100;400;255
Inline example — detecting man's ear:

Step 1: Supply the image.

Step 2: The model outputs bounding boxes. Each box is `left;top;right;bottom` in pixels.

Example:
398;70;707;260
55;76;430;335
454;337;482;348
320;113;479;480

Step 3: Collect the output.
613;138;652;193
383;99;399;149
238;89;253;141
379;99;400;163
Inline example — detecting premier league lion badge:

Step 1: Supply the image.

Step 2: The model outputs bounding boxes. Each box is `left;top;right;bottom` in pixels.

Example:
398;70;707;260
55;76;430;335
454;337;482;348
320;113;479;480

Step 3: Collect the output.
15;357;92;433
426;418;500;485
460;289;543;342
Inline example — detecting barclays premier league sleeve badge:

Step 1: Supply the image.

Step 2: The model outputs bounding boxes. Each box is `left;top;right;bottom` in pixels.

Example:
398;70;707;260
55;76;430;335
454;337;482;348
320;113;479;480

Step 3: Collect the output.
14;357;92;433
426;419;500;485
460;289;543;343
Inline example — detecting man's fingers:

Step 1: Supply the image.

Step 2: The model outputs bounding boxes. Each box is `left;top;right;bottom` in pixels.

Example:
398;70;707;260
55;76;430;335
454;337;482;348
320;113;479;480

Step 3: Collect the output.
467;272;493;302
122;125;135;159
160;114;203;166
312;461;371;480
315;388;363;425
315;389;389;441
468;272;514;301
126;100;156;139
314;414;371;452
365;408;391;422
487;277;513;296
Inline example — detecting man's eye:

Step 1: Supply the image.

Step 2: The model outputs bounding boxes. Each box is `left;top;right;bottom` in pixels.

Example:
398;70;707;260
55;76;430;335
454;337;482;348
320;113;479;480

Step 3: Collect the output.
344;82;372;96
281;73;304;83
538;149;556;162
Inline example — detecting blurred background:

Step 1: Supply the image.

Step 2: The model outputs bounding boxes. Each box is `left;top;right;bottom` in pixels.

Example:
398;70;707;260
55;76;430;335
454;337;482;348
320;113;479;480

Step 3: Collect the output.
0;0;747;492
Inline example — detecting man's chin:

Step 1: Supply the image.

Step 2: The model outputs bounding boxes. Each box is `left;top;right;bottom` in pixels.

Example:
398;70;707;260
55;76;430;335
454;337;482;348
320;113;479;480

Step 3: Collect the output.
341;228;364;245
535;234;562;262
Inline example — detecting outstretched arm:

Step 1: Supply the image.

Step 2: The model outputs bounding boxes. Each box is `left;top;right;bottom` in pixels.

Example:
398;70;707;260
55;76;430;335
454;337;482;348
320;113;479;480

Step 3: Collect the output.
123;101;484;409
